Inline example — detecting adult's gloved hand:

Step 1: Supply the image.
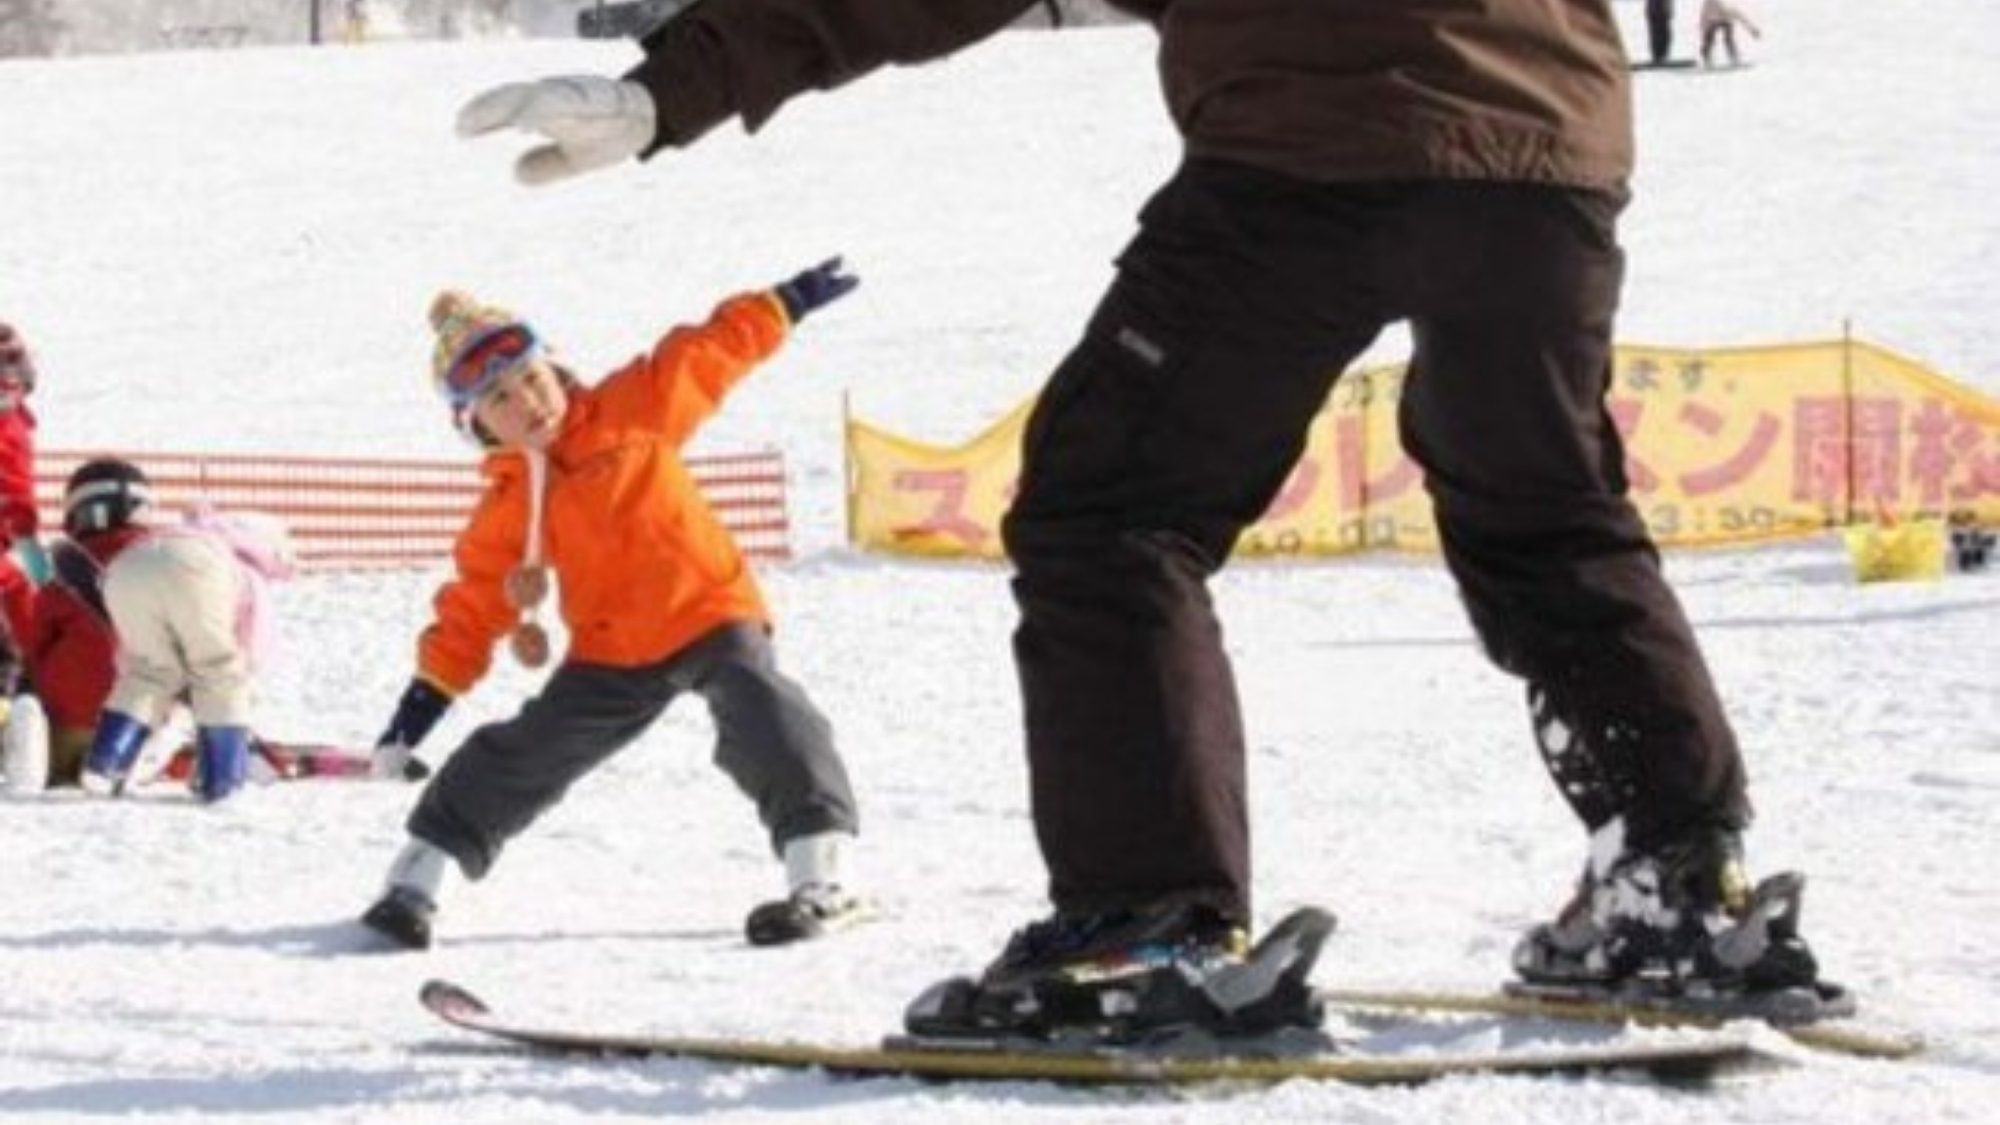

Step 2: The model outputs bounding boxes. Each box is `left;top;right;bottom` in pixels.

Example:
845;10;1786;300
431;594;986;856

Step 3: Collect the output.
371;678;453;782
456;76;657;187
774;258;860;324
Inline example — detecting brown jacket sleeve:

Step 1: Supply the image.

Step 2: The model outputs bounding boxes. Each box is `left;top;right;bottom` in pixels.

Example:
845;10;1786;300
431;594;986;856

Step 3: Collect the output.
625;0;1039;151
629;0;1632;190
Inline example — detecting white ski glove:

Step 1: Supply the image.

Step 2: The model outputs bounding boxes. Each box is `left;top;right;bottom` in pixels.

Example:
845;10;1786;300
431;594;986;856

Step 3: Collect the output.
455;75;657;187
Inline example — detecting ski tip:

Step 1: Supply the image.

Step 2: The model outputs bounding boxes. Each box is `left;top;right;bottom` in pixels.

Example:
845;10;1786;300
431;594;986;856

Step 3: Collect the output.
420;979;491;1021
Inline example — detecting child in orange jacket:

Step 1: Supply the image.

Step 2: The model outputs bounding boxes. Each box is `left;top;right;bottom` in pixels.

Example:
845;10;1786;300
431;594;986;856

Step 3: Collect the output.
361;260;865;951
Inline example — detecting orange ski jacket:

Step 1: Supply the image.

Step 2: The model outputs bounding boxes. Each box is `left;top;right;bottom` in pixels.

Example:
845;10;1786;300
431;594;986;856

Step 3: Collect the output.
416;292;788;695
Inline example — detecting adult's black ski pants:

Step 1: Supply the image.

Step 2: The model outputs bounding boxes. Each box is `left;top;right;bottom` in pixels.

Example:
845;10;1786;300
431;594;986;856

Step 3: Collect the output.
1004;159;1749;922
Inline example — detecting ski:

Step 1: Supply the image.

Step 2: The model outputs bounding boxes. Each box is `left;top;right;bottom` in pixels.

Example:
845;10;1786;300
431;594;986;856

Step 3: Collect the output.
153;739;374;783
1318;983;1923;1061
419;979;1766;1087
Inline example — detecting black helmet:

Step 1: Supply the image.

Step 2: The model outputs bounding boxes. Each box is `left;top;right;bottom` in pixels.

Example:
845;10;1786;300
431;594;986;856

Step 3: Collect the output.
63;458;152;537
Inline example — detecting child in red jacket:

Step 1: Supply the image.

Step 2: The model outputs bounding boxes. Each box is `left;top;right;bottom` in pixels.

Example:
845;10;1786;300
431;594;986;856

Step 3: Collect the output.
0;322;42;648
26;459;156;786
0;323;38;546
0;323;39;789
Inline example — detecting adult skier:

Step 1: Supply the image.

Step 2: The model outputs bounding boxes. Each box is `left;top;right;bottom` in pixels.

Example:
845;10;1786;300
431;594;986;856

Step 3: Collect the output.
450;0;1831;1040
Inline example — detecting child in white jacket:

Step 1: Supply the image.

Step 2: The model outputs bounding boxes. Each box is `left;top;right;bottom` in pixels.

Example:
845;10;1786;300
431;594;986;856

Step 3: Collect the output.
81;502;295;802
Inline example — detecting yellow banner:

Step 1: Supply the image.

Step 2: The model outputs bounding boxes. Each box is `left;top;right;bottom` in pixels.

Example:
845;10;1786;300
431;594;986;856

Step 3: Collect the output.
846;339;2000;559
846;399;1033;558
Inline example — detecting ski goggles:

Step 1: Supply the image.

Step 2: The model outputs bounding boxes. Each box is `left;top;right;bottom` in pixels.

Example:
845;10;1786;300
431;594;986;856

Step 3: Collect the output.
440;324;543;409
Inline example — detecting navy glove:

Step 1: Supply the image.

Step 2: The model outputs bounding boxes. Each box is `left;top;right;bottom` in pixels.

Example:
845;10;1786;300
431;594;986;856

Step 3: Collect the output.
773;257;859;323
372;677;453;782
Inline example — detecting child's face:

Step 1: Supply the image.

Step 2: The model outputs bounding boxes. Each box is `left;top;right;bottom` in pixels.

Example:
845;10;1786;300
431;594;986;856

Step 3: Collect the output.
0;373;28;414
471;360;569;451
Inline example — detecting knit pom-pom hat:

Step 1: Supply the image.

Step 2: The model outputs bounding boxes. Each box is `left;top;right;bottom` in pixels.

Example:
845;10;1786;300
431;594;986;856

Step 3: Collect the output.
428;290;544;440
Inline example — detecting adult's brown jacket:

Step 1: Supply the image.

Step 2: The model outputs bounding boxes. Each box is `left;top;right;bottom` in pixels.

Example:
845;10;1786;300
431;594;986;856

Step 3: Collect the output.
627;0;1634;189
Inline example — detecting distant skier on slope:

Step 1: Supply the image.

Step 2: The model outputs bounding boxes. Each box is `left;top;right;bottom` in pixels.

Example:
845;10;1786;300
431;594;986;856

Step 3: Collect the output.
1645;0;1680;65
1699;0;1762;68
449;0;1836;1043
360;269;868;952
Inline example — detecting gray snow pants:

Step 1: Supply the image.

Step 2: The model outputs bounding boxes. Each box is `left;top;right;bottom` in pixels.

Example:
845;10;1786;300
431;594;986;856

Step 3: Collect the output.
1005;159;1750;922
408;622;857;880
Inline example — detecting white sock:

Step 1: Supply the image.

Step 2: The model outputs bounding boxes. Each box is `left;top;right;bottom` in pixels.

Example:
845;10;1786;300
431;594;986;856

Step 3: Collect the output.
384;837;453;903
782;831;854;894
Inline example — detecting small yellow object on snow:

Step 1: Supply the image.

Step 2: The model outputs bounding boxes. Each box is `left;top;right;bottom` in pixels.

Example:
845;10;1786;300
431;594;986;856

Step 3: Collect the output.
1842;518;1947;583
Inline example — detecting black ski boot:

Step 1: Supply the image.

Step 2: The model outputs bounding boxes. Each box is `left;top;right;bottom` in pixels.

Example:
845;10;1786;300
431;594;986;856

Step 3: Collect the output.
1513;821;1844;1018
745;883;871;946
905;903;1334;1047
361;886;436;951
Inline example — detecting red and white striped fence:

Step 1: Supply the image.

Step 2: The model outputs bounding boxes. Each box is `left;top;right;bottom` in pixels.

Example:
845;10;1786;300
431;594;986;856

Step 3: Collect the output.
34;449;792;571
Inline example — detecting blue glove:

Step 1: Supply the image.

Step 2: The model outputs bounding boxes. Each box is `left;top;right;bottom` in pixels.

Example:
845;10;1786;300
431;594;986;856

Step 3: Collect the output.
773;258;859;323
372;677;452;782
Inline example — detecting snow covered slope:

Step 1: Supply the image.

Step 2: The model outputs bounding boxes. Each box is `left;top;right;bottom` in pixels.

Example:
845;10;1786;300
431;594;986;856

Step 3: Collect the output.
1;1;1996;1121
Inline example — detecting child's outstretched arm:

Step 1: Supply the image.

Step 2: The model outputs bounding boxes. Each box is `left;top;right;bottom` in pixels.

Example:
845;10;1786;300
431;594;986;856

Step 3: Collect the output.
370;464;530;782
641;259;860;445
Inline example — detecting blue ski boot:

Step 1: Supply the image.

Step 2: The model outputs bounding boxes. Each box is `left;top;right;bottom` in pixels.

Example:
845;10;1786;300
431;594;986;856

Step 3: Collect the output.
190;725;251;803
80;711;151;796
